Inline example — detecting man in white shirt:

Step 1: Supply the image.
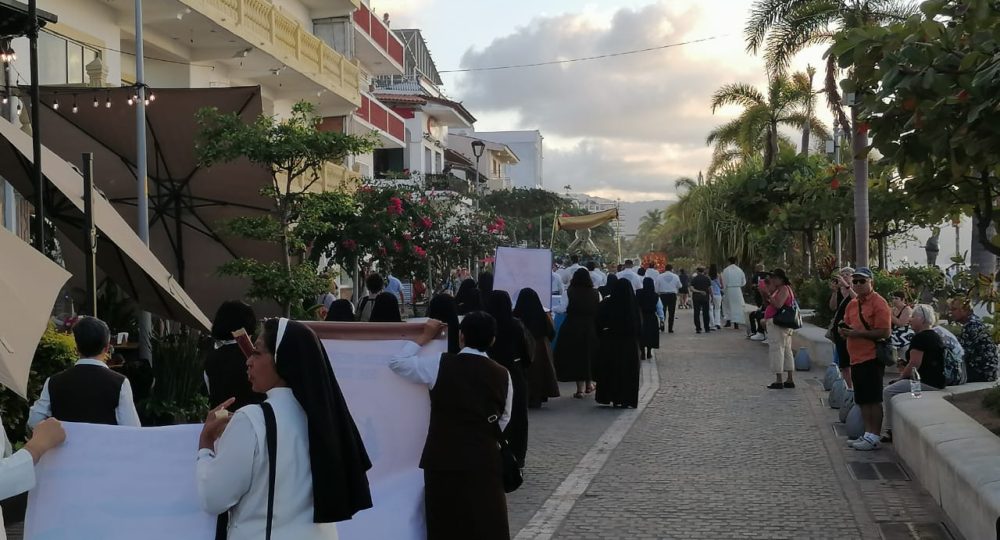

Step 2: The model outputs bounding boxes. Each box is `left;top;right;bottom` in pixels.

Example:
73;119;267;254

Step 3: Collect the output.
559;255;584;285
0;418;65;539
644;263;660;283
721;256;749;330
655;264;682;333
28;317;141;429
618;259;643;292
587;261;607;288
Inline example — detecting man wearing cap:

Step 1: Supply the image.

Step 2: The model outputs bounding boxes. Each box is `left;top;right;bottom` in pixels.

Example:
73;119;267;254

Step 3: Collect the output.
839;268;891;451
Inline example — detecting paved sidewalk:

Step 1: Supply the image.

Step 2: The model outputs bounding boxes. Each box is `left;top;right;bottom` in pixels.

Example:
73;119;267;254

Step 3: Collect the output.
509;313;959;540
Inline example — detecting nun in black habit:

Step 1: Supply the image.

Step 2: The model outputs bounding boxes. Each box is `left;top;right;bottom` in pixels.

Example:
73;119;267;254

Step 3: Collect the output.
197;318;373;539
485;290;532;466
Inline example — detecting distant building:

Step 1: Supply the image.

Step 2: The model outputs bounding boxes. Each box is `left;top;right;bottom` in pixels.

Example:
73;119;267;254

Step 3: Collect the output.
453;129;543;189
449;134;520;192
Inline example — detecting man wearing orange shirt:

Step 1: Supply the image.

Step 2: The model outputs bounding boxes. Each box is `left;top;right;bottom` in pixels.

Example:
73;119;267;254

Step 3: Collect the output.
839;267;891;451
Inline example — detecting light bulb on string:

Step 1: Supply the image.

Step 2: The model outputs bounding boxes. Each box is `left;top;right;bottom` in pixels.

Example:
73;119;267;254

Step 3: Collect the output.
72;95;78;114
144;98;149;106
148;92;155;102
53;98;59;110
92;96;98;108
127;95;133;106
105;96;111;109
1;95;7;105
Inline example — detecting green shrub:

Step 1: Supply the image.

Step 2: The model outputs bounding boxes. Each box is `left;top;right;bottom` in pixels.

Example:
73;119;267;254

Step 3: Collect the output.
0;325;77;445
141;333;209;426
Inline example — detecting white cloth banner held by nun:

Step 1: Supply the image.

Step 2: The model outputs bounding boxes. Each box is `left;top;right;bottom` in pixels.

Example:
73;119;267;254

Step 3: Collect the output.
493;247;554;310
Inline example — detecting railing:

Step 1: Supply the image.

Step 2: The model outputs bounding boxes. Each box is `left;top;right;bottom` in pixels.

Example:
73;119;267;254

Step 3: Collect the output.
352;3;405;67
180;0;361;105
357;95;405;142
425;174;470;195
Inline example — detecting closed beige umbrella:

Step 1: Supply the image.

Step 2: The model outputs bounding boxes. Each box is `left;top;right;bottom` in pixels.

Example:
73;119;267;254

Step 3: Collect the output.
0;227;71;399
0;118;211;332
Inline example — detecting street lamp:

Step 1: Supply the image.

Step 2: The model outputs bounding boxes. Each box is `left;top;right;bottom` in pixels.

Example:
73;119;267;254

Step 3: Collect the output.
471;139;485;206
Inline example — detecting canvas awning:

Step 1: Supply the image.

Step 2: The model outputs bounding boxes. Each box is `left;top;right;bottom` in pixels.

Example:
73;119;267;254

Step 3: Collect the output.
0;118;211;331
555;208;619;231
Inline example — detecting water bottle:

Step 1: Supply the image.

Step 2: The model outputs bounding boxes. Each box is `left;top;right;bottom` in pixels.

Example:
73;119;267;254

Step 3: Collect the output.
910;368;922;398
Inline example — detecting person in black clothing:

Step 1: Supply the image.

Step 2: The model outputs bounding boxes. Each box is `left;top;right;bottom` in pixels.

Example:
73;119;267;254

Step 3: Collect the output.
636;277;660;359
748;264;770;337
204;300;265;411
455;278;481;315
828;267;856;386
595;278;641;408
356;273;385;322
513;288;560;408
478;271;495;306
485;290;532;467
426;294;461;354
881;304;945;443
690;267;713;333
370;292;403;322
678;269;691;309
325;299;356;322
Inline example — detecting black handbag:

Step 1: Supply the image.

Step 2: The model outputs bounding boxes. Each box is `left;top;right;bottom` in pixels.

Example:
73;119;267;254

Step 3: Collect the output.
772;288;802;329
856;300;895;367
491;416;523;493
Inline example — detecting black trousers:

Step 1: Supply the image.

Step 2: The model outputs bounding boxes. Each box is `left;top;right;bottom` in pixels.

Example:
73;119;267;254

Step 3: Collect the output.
693;296;710;331
749;308;765;334
659;293;677;331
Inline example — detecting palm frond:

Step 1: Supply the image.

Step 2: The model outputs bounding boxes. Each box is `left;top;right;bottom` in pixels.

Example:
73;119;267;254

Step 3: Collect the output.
763;2;839;73
710;83;766;112
745;0;798;54
780;112;830;142
705;118;745;147
867;0;919;22
824;53;851;135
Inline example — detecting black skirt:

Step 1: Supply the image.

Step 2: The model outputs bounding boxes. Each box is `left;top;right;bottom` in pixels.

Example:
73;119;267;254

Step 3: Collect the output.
424;469;509;540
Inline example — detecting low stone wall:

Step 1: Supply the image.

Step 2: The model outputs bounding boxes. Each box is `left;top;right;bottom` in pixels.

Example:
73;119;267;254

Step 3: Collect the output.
891;382;999;540
791;323;834;369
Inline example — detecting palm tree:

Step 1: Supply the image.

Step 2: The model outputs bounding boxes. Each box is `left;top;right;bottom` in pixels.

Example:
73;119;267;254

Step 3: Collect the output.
706;71;828;177
745;0;917;267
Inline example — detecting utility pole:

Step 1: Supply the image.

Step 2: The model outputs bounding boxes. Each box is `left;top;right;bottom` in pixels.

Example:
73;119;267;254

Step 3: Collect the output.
134;0;152;363
828;125;843;268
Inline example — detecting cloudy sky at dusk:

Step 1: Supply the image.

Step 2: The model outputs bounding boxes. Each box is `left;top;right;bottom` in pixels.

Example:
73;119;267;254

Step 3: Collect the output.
376;0;829;202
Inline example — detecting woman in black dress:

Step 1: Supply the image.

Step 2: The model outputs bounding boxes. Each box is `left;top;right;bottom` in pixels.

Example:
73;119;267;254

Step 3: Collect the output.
203;300;264;411
485;290;532;466
636;277;660;359
513;287;560;408
595;278;642;408
324;299;355;322
455;278;481;315
370;292;402;322
554;268;600;398
426;293;461;354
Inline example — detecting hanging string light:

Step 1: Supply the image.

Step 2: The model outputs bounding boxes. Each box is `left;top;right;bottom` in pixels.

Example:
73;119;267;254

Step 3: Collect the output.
92;95;98;108
105;91;112;109
72;94;78;114
53;97;59;110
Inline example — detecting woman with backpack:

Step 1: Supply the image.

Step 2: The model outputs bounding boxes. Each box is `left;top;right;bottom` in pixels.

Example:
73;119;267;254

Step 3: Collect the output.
880;304;946;444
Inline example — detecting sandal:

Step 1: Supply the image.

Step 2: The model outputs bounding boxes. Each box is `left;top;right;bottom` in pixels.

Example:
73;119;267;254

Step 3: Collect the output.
585;384;595;394
766;382;784;389
783;381;795;388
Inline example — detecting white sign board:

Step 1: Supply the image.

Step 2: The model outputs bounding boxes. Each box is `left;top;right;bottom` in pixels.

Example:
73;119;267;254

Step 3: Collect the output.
24;338;445;540
493;247;553;310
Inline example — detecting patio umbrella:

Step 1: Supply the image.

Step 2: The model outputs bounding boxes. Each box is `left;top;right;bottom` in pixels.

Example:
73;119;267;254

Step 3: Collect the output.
0;117;212;332
30;86;281;316
0;226;71;399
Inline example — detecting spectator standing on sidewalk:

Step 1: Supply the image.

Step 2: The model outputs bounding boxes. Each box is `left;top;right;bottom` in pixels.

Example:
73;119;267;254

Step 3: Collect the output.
840;268;892;451
690;267;713;334
829;267;856;388
949;298;999;382
709;264;724;330
655;264;681;333
881;304;945;444
762;269;796;389
721;257;747;330
678;269;691;309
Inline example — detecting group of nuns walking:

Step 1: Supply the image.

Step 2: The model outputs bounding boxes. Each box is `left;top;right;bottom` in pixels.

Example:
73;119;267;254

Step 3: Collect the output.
553;268;644;408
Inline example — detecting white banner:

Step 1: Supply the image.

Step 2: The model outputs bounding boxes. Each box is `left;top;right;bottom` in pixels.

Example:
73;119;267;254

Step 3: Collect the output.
493;247;553;310
24;337;443;540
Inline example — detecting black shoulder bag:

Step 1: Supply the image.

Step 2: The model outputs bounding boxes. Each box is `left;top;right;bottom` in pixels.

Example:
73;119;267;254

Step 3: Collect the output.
490;415;523;493
855;300;895;367
772;287;802;329
214;403;277;540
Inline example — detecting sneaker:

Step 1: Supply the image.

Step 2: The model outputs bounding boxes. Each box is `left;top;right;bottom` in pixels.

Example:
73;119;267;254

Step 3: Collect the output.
851;437;881;451
749;332;766;341
846;437;862;448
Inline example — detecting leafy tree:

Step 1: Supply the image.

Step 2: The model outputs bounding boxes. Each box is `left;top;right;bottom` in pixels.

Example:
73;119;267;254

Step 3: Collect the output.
196;101;377;315
479;188;570;247
746;0;917;267
707;71;828;176
832;0;1000;275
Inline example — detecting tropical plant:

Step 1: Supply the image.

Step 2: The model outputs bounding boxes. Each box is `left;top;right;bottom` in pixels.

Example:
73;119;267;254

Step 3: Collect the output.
141;333;209;425
707;70;829;176
745;0;918;267
195;101;377;315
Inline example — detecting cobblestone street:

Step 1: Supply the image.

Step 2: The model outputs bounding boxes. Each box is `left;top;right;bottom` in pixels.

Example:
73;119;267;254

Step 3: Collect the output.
509;313;959;540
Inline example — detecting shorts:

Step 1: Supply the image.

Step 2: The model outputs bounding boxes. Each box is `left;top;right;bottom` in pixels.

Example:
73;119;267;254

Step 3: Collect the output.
851;359;885;405
834;339;851;369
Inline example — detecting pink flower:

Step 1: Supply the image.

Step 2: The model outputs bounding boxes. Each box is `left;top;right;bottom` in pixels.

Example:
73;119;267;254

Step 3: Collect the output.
341;239;357;250
414;246;427;258
402;232;412;240
421;216;433;229
451;236;461;244
387;196;404;215
393;241;402;253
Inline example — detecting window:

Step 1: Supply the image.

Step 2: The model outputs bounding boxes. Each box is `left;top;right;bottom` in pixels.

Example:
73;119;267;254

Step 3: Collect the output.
424;147;432;174
38;31;100;85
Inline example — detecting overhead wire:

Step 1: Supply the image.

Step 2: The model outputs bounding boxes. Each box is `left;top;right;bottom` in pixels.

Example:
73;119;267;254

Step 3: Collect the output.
439;34;728;74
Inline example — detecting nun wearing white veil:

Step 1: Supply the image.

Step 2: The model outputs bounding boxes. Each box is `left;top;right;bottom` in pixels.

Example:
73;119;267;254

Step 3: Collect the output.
197;318;373;540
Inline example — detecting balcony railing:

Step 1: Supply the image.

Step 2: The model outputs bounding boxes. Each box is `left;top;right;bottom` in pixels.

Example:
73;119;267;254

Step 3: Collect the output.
352;4;405;67
357;95;405;142
425;174;470;195
180;0;361;105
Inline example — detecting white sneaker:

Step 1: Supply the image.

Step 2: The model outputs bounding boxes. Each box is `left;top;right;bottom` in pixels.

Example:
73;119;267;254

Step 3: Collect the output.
749;332;766;341
851;437;881;451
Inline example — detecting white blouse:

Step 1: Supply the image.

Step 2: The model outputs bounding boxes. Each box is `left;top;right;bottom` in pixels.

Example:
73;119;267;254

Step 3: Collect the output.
197;388;337;540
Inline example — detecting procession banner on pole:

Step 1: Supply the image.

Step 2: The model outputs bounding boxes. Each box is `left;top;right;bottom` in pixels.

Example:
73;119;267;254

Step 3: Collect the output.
25;323;443;540
493;247;553;310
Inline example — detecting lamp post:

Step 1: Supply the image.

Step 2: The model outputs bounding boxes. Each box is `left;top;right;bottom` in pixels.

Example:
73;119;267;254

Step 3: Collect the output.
471;139;485;209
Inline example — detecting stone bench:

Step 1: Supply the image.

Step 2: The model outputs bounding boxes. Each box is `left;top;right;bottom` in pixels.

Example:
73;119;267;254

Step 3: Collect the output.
790;324;834;370
891;381;1000;540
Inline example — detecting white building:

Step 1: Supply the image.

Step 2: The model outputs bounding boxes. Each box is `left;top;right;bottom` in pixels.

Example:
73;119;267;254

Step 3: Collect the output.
448;134;519;192
453;129;543;189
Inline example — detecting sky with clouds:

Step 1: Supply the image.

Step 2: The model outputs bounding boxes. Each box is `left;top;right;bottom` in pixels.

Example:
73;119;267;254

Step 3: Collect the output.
375;0;829;202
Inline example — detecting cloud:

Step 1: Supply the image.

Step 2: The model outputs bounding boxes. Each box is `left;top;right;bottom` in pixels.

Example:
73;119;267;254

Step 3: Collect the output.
454;1;772;200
